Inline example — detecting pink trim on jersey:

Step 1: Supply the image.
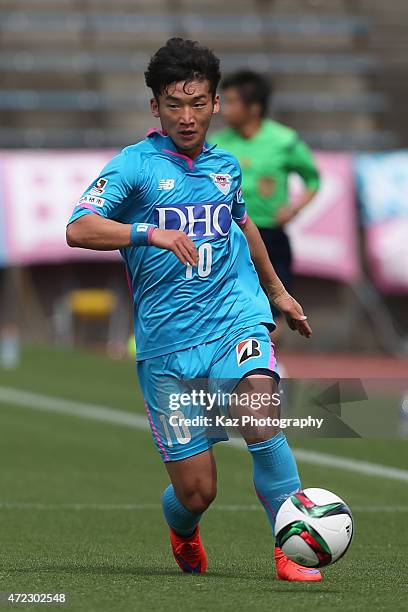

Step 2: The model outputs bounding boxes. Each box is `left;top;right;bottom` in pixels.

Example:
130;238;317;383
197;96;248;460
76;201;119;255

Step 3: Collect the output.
268;340;276;371
125;268;132;296
236;211;248;226
147;226;156;245
76;203;102;215
147;127;168;137
255;485;277;519
144;400;170;462
162;149;194;170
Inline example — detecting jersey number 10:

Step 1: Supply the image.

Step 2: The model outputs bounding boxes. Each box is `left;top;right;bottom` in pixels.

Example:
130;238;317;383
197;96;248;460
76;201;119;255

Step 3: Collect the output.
185;243;213;279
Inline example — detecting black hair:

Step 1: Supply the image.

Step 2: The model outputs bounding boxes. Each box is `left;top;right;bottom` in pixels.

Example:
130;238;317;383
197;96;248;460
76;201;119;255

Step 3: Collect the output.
221;70;272;117
145;37;221;100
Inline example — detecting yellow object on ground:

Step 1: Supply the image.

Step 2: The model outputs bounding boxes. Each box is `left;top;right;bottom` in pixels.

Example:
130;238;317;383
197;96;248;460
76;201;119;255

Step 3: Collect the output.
69;290;117;318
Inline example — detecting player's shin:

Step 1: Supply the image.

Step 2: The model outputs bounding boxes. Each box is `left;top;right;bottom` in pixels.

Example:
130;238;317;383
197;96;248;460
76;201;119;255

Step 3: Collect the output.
162;484;202;537
247;431;301;534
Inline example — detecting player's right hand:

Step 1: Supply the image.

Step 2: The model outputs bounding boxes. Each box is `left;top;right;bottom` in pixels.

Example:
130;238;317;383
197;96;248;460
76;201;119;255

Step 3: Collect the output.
150;229;198;266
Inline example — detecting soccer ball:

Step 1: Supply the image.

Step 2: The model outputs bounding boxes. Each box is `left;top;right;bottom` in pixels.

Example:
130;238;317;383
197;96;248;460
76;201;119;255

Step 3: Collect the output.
275;488;353;568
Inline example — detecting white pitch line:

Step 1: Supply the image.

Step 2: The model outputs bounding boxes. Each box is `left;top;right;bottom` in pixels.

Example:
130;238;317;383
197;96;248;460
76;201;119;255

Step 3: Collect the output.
1;385;408;483
0;386;148;429
0;502;407;513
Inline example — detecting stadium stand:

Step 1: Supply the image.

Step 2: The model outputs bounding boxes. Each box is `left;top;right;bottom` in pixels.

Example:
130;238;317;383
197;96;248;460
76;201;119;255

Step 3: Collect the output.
0;0;405;149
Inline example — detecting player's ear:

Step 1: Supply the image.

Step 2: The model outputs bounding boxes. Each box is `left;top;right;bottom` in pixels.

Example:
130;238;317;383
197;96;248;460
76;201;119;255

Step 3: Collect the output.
212;94;220;115
150;97;160;118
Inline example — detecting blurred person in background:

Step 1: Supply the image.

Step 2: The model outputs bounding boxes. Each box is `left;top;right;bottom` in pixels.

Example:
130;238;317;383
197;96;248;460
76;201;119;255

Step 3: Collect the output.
210;71;320;345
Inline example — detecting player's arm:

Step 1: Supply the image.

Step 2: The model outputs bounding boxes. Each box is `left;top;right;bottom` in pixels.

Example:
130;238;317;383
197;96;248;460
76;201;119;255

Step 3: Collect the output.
66;214;197;265
66;214;132;250
66;151;197;265
276;140;320;226
239;215;312;338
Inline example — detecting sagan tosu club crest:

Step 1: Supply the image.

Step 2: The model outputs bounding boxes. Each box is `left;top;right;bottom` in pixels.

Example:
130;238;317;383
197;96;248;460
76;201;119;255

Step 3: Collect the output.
210;173;232;195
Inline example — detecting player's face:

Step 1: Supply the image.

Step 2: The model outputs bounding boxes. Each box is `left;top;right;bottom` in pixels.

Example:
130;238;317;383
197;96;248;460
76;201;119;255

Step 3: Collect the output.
221;87;255;128
151;80;219;159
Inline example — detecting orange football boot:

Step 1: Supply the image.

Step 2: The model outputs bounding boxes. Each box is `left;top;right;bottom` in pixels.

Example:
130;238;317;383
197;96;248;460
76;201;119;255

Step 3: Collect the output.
169;526;207;573
275;546;322;581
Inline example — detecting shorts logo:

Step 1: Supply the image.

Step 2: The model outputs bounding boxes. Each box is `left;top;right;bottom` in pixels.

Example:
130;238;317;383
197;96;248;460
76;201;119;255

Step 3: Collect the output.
158;178;175;191
210;173;232;195
90;178;108;196
236;339;261;366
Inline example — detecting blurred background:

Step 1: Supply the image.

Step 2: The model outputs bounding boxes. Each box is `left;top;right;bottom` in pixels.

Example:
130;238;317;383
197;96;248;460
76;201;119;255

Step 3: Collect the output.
0;0;407;375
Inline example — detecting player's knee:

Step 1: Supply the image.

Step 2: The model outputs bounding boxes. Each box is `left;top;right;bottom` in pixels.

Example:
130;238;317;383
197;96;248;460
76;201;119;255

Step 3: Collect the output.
185;495;213;515
245;426;280;446
184;485;217;514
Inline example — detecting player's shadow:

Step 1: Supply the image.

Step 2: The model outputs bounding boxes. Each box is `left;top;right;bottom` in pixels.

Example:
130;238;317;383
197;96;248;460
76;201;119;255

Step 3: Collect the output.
5;564;338;591
5;563;181;577
204;569;337;592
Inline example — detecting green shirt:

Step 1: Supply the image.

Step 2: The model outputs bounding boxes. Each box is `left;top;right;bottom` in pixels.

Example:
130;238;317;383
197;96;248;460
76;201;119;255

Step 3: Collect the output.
209;119;320;228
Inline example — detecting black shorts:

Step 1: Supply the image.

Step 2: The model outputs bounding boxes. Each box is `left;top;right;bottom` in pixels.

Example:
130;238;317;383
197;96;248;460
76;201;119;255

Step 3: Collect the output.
258;227;293;319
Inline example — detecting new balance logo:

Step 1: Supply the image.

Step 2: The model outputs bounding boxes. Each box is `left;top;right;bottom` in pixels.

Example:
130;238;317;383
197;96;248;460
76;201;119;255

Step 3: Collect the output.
158;179;175;191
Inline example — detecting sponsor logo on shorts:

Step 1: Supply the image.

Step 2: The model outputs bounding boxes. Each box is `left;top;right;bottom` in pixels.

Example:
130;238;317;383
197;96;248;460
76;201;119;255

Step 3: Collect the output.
236;339;261;366
89;177;108;195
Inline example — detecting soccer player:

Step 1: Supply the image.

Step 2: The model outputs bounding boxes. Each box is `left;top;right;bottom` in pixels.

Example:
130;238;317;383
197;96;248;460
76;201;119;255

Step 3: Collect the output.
66;38;321;582
210;71;320;343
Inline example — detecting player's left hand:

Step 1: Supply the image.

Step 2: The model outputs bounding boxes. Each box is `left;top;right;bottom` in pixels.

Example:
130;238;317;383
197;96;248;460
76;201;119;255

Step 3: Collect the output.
271;292;312;338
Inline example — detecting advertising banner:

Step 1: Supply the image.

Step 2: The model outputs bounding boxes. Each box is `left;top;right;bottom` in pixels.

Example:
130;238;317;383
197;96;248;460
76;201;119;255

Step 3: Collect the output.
288;152;360;283
0;150;118;265
356;152;408;293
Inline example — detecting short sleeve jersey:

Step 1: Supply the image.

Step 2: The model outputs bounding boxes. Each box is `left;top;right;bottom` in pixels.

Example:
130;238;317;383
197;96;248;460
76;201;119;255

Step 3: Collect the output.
68;131;274;360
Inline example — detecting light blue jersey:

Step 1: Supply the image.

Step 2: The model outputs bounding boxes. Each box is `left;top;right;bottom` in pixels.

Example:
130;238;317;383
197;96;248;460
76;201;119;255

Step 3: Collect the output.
68;130;274;361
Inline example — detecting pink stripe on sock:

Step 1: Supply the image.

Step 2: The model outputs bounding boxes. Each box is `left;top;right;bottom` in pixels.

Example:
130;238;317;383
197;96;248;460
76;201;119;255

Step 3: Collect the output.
144;400;170;462
255;485;277;519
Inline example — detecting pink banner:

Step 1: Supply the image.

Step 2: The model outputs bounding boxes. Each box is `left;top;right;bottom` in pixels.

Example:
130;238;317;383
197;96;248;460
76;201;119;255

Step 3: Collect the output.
0;150;360;283
0;150;119;265
287;152;360;282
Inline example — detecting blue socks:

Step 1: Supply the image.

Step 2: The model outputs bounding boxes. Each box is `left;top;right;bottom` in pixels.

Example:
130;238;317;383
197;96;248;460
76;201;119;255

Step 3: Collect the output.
161;433;300;539
248;432;301;534
162;485;201;537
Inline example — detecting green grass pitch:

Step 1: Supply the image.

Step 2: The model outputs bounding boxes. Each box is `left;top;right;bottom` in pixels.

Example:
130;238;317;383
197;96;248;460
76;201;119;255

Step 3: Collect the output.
0;346;407;611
